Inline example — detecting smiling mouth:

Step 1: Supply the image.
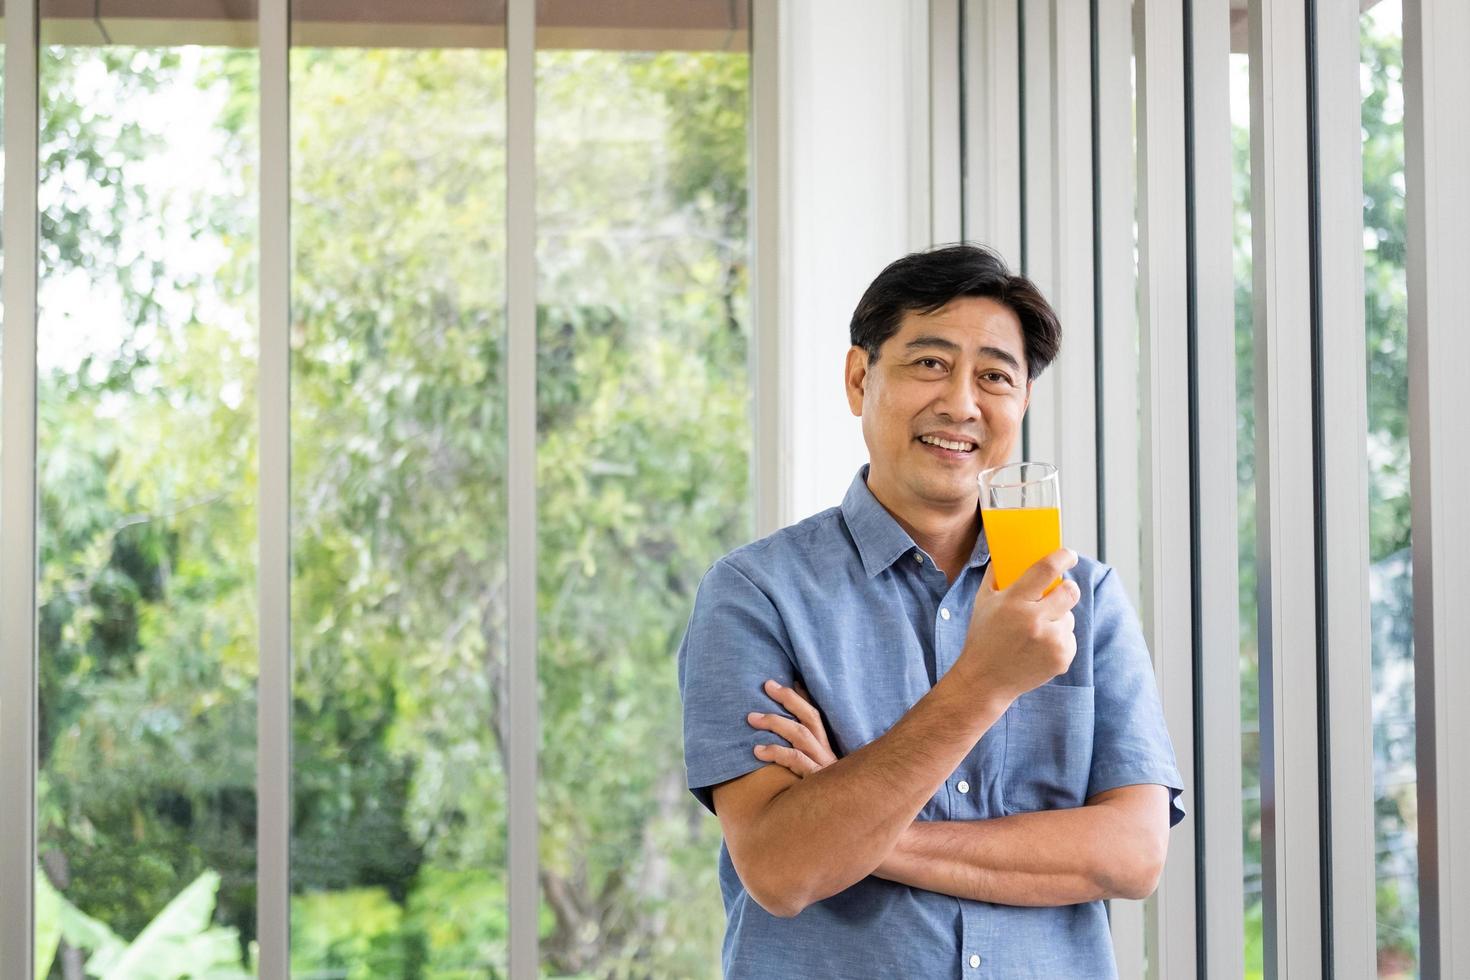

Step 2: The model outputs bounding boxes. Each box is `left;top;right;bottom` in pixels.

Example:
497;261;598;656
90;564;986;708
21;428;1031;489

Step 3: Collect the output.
917;434;978;456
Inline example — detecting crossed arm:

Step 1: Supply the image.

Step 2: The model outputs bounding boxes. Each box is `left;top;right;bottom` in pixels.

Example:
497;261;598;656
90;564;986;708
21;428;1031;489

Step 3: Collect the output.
714;678;1169;915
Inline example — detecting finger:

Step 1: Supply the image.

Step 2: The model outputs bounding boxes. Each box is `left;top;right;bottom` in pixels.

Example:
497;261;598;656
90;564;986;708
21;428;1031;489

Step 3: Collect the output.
978;561;998;594
763;679;830;750
753;743;821;777
1038;575;1081;619
1012;548;1079;600
748;710;825;759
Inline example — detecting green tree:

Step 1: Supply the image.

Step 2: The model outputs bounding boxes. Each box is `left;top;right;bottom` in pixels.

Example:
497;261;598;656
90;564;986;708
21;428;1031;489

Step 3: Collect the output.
37;38;751;979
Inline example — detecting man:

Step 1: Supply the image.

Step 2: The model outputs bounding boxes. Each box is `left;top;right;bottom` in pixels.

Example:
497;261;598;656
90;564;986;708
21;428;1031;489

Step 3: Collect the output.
677;244;1185;978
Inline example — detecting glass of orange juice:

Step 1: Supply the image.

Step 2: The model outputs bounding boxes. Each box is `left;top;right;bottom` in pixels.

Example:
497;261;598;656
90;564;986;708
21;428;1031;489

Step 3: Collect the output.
977;461;1062;594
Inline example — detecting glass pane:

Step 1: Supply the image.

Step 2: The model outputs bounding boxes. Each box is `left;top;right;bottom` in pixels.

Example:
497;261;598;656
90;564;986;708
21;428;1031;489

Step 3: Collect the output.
35;5;261;974
287;7;509;975
535;39;752;978
1360;1;1418;975
1228;10;1265;975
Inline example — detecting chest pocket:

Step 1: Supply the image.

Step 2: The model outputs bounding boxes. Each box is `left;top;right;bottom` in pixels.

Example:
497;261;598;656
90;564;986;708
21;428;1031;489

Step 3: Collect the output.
1001;683;1095;813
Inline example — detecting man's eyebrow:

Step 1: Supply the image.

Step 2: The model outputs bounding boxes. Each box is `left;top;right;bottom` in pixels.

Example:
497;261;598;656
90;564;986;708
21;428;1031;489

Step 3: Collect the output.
903;335;1022;371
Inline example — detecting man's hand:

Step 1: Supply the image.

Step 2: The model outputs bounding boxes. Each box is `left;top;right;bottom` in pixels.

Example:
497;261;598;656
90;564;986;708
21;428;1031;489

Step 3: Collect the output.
956;548;1081;704
746;678;837;776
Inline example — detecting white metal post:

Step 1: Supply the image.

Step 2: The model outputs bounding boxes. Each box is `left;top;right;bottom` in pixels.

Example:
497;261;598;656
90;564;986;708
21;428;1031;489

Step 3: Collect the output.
506;0;539;975
1093;0;1148;970
1;1;40;977
1135;0;1199;974
1020;0;1056;466
1190;0;1247;976
1314;0;1377;974
1404;0;1470;975
1248;0;1325;974
750;0;791;538
1047;0;1098;559
962;0;1021;265
256;0;291;974
931;0;963;245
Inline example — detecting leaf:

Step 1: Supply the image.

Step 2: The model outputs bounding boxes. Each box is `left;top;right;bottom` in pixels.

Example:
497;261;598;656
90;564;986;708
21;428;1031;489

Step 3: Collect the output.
96;869;246;979
34;869;63;980
34;867;129;976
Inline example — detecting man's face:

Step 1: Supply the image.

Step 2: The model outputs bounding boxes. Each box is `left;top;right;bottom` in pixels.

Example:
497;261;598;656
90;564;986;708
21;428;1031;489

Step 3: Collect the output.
845;295;1032;513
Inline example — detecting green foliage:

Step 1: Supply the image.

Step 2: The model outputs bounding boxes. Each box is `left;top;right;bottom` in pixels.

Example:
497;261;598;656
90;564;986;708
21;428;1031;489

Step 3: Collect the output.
36;868;251;979
1243;899;1264;980
38;39;747;980
291;889;416;977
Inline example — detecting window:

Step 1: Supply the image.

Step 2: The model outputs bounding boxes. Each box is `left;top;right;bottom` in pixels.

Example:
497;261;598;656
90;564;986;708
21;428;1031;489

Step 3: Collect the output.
35;6;261;971
534;41;750;976
287;9;509;973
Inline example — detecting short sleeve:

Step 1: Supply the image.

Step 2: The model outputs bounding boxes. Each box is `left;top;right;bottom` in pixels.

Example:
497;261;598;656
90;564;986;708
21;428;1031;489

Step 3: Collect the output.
677;558;802;815
1087;567;1187;827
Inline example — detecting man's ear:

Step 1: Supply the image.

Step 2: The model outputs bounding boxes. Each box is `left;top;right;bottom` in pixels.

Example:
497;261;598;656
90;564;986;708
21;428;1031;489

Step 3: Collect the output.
1023;378;1033;414
845;346;869;418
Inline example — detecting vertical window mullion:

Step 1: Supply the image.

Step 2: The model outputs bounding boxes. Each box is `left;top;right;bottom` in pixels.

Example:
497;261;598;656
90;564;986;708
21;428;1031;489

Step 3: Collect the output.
1;0;41;974
750;0;788;538
1313;0;1376;972
256;0;291;975
1135;0;1199;974
1246;0;1325;974
1095;0;1144;971
506;0;539;976
962;0;1021;260
1049;0;1099;560
1189;0;1248;976
931;0;964;246
1019;0;1054;467
1404;0;1470;975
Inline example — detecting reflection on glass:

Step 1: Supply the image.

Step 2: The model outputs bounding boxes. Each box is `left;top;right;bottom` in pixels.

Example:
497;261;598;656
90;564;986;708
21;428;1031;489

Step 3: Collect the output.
536;49;750;976
287;27;509;977
1228;24;1265;976
1360;1;1418;975
35;23;260;976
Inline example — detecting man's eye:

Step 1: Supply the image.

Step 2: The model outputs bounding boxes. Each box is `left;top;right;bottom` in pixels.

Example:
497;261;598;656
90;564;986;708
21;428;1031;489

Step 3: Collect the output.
982;372;1013;386
916;358;945;370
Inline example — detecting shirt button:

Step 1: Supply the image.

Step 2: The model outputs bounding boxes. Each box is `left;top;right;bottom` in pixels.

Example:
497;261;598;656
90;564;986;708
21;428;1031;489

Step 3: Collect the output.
957;780;970;794
969;954;981;968
940;607;951;621
914;552;925;563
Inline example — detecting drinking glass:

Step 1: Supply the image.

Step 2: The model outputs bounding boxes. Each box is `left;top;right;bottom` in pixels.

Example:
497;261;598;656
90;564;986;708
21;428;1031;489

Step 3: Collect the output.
977;461;1062;593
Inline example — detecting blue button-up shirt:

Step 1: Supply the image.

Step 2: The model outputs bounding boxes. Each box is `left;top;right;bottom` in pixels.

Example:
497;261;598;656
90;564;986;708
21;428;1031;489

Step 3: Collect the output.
678;465;1185;979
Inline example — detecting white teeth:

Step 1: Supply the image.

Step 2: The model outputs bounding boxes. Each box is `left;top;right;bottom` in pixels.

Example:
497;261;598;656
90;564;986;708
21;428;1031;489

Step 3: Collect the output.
920;435;975;452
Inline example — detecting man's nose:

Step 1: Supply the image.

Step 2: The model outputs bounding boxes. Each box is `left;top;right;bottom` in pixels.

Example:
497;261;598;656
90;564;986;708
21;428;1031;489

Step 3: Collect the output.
933;370;982;420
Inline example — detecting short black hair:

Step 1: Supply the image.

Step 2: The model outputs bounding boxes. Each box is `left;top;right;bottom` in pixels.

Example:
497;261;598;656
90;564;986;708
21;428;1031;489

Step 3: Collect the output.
849;244;1062;381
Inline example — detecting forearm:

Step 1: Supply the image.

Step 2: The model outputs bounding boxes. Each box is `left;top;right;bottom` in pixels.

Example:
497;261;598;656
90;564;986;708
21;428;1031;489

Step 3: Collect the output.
873;802;1162;907
742;667;1008;915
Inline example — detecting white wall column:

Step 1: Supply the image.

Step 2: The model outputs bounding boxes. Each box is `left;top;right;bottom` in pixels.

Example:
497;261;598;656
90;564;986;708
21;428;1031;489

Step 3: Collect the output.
761;0;939;526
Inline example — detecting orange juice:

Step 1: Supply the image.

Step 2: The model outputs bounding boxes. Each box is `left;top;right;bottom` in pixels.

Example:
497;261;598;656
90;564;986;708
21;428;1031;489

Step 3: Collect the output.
982;506;1062;593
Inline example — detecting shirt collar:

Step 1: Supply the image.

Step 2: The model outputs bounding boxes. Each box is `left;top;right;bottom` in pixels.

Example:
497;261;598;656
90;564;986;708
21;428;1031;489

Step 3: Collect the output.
840;464;991;578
